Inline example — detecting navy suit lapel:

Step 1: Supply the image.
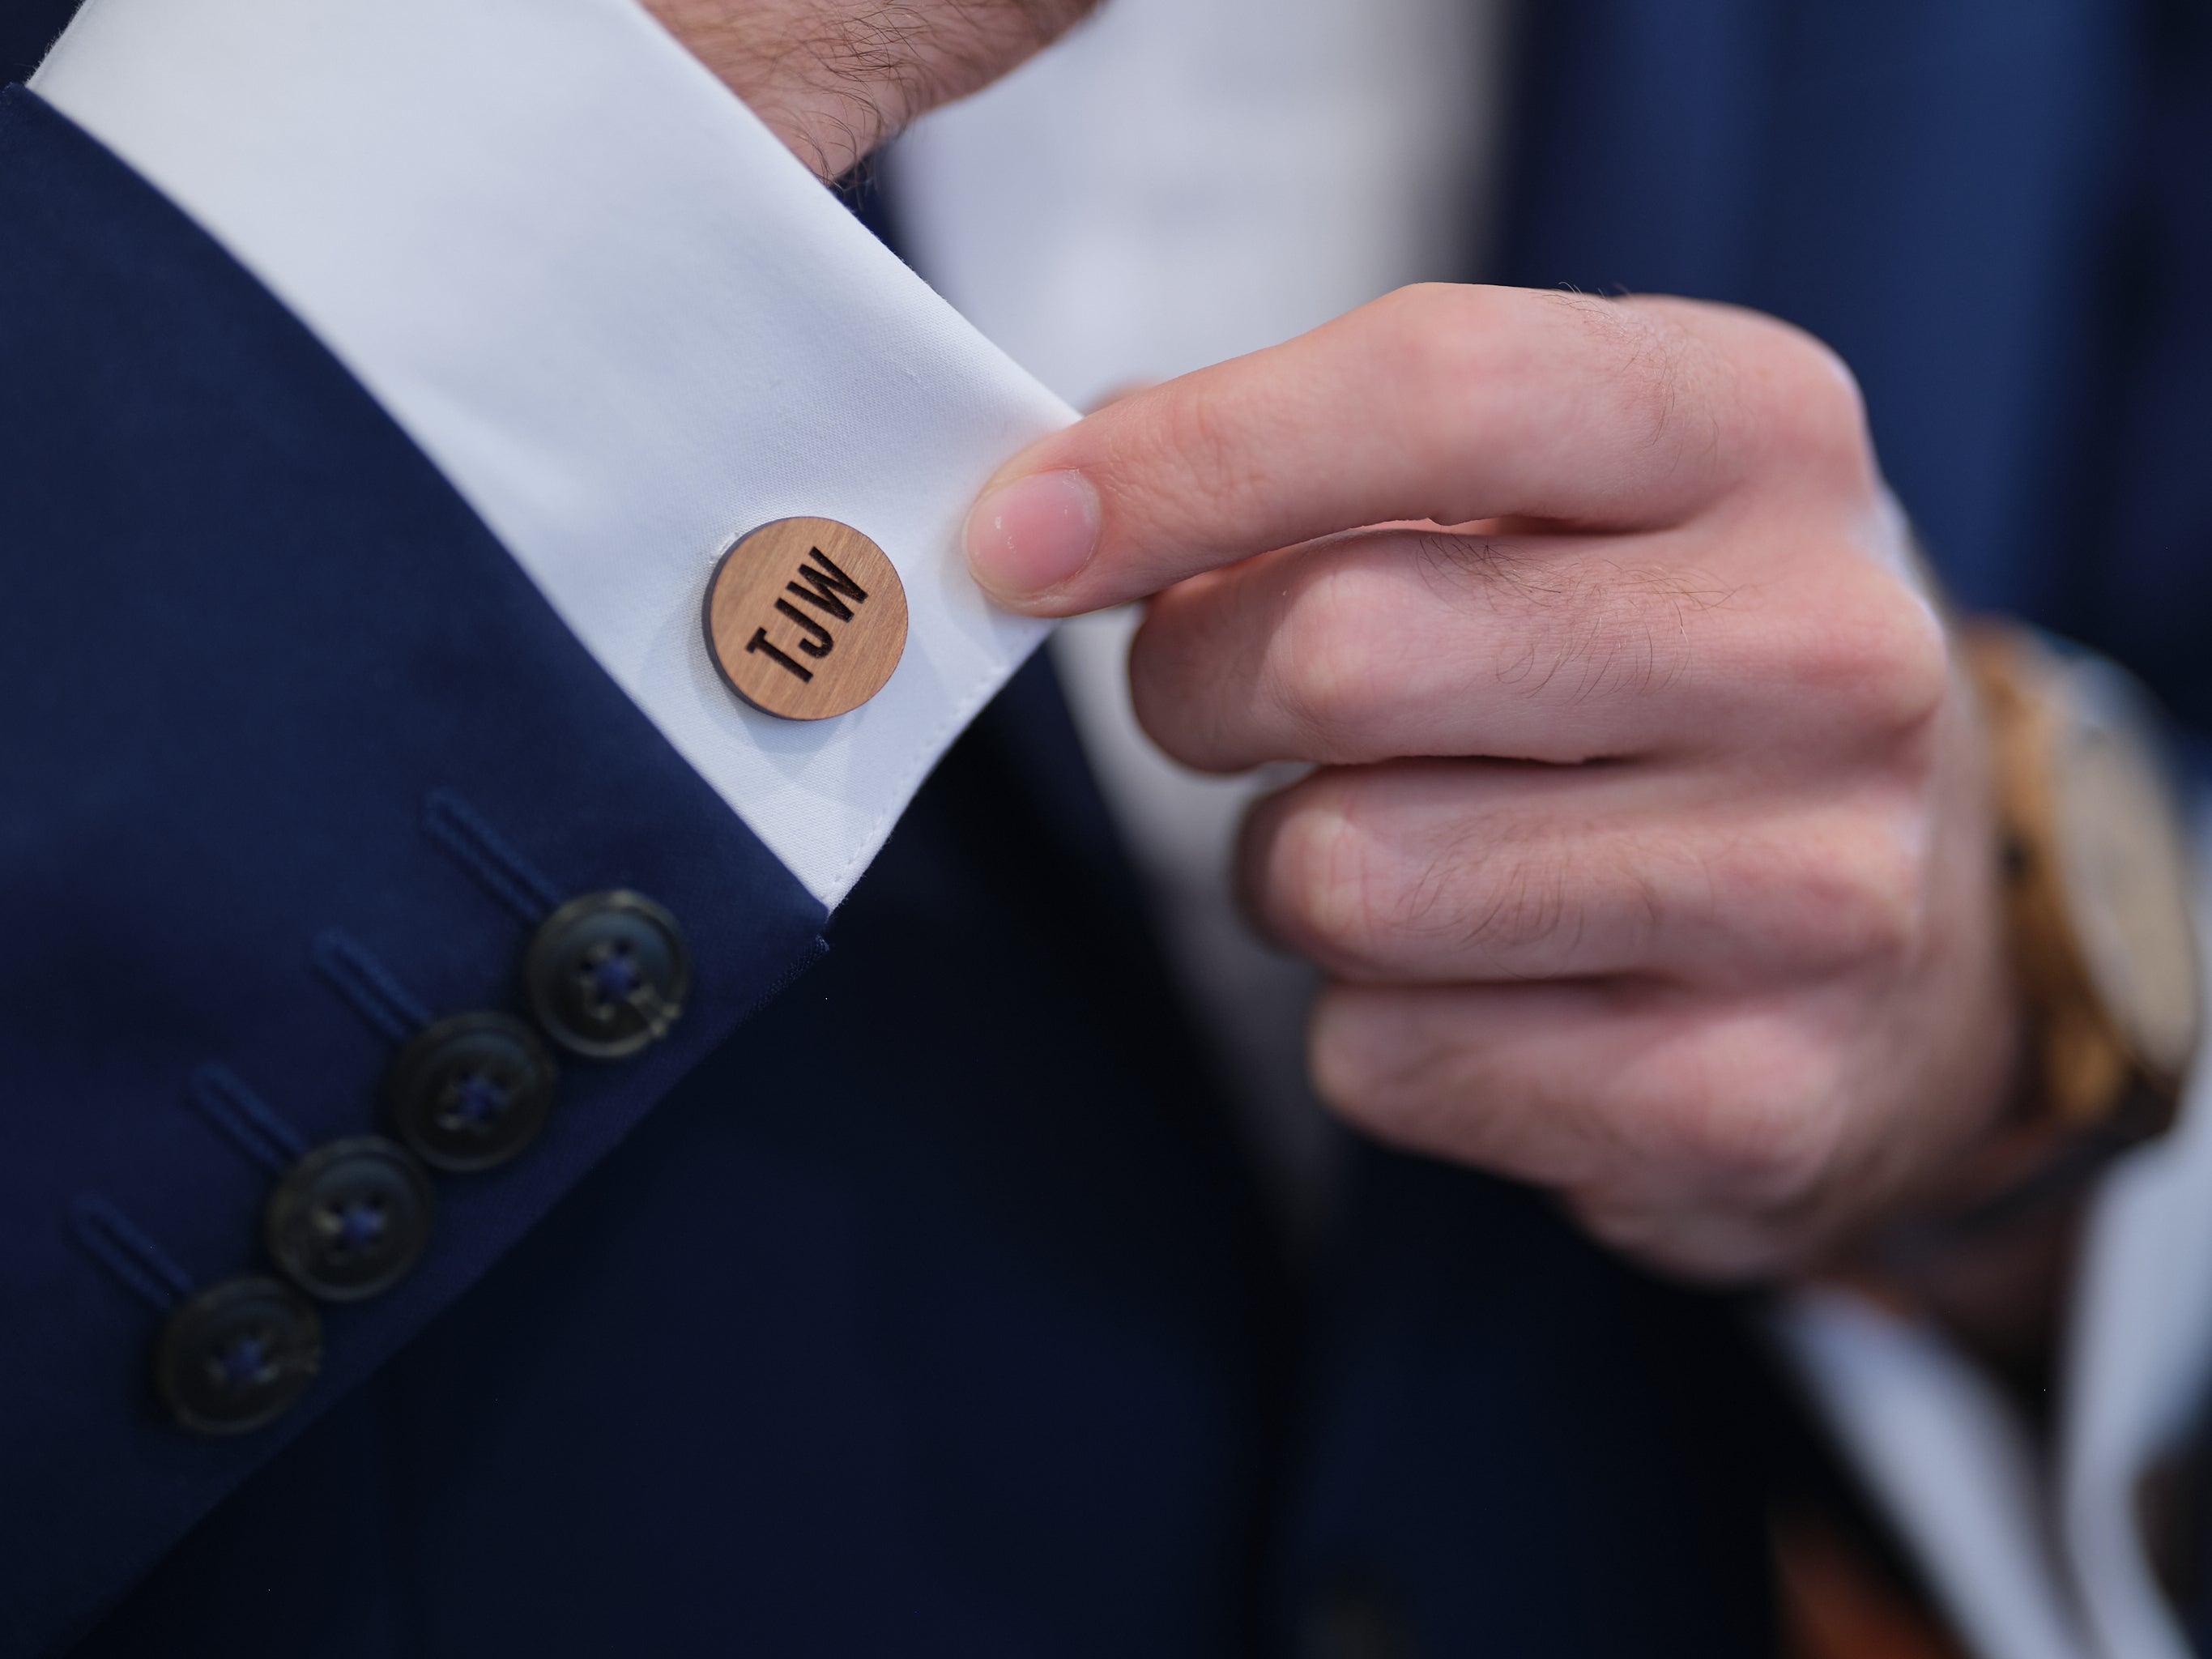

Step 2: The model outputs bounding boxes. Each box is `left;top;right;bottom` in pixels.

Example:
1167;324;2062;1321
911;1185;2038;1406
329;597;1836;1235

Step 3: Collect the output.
1493;0;2139;619
1492;0;1779;301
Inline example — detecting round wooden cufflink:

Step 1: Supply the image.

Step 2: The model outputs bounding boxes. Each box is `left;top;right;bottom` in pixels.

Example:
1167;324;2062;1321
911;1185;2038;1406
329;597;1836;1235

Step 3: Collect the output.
703;517;908;720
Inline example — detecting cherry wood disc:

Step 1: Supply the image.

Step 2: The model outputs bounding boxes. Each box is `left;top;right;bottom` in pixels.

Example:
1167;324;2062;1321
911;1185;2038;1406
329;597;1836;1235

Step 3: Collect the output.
703;518;909;720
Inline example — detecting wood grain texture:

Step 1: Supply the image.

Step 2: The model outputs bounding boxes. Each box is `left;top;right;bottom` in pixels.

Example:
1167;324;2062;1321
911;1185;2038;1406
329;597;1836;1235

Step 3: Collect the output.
704;517;908;720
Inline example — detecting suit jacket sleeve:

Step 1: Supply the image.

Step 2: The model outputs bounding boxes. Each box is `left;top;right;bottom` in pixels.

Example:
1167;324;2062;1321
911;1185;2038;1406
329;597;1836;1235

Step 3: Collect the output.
0;78;828;1651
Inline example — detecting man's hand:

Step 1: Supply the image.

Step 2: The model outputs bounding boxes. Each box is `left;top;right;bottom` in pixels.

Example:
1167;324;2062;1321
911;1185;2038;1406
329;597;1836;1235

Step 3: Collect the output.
964;285;2022;1279
644;0;1096;179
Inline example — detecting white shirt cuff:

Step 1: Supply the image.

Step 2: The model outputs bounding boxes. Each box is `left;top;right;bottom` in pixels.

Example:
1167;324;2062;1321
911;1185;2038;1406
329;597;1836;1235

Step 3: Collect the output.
32;0;1074;906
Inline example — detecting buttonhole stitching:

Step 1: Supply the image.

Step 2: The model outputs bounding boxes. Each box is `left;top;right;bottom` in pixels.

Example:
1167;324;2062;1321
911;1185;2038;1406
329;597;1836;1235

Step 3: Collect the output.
423;788;563;925
69;1194;194;1313
313;931;433;1045
184;1064;309;1175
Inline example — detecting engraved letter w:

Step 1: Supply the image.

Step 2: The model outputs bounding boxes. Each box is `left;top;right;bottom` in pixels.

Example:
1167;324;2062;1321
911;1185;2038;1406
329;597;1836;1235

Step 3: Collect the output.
786;548;870;623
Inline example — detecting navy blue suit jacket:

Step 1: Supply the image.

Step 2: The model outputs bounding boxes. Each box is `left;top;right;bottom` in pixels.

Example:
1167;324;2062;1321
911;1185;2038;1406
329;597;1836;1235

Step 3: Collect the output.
3;0;2205;1653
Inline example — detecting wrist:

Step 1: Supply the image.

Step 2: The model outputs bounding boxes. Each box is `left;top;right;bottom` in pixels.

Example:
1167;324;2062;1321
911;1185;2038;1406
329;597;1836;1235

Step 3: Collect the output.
1833;619;2201;1387
641;0;1092;180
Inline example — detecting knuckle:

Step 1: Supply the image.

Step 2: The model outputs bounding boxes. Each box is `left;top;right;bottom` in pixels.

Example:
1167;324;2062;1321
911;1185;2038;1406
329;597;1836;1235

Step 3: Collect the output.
1762;572;1950;738
1306;989;1428;1134
1249;775;1458;970
1379;282;1494;367
1866;595;1954;732
1305;1006;1369;1114
1307;1019;1474;1161
1737;313;1868;443
1733;808;1929;970
1566;1191;1793;1282
1259;564;1395;751
1248;784;1379;958
1629;301;1877;501
1799;339;1869;446
1647;1033;1846;1205
1126;587;1235;766
1564;1192;1666;1258
1681;303;1869;476
1370;284;1511;471
1306;1001;1378;1117
1822;817;1929;966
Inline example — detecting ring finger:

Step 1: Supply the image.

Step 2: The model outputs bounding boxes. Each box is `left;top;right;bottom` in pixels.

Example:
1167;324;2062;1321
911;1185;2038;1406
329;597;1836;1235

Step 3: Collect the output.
1240;757;1922;987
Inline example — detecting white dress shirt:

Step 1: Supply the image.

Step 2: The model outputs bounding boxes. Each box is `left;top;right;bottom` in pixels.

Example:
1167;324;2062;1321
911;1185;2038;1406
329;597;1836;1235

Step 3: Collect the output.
34;0;1072;909
31;2;2212;1655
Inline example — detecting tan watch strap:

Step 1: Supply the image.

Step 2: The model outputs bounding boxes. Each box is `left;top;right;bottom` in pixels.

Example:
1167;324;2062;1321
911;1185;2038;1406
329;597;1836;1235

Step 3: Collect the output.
1967;623;2150;1126
1873;621;2193;1247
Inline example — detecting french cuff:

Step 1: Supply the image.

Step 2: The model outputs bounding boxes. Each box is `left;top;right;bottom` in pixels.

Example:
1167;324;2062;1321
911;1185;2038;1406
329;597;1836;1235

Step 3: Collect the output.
32;0;1074;906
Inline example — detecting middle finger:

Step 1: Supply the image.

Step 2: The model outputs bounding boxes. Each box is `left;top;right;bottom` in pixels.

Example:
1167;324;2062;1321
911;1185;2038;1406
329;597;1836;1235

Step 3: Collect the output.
1130;516;1910;772
1239;757;1924;987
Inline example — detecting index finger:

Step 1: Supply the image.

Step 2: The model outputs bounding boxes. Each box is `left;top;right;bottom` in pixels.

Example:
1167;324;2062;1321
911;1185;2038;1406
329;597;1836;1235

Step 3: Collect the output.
962;284;1758;616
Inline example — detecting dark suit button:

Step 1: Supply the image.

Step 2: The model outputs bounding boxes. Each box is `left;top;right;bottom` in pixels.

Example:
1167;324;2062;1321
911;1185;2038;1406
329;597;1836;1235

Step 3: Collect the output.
524;890;689;1058
154;1276;322;1436
264;1136;434;1300
1299;1575;1414;1659
386;1012;558;1171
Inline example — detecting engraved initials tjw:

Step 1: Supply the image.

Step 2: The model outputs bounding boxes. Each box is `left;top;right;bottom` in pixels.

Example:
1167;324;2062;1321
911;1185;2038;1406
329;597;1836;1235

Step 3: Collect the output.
705;518;907;719
747;547;872;682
